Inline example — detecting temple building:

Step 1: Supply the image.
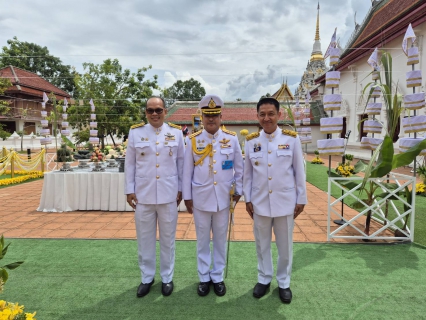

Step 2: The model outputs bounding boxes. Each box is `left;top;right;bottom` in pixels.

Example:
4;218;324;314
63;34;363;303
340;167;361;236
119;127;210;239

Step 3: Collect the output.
271;79;294;102
294;3;327;100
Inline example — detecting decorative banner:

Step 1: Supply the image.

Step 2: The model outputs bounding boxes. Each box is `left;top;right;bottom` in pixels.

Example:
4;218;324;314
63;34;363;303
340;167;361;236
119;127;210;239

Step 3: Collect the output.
404;92;425;110
320;117;343;134
89;99;96;112
42;92;49;109
63;98;68;112
367;48;379;70
407;47;419;65
402;23;416;56
324;27;337;60
305;91;311;105
317;138;345;156
325;71;340;88
361;137;383;150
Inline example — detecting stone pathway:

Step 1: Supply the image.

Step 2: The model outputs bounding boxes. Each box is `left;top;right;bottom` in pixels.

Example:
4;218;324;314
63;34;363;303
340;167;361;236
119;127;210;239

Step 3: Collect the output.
0;165;399;242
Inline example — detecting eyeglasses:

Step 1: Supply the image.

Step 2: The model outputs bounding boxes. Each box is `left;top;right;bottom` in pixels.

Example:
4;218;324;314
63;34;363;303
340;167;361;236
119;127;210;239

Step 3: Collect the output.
146;108;164;115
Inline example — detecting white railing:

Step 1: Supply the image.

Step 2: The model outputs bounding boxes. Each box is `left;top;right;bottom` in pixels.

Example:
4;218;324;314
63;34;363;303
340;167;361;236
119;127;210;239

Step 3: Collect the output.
327;173;416;241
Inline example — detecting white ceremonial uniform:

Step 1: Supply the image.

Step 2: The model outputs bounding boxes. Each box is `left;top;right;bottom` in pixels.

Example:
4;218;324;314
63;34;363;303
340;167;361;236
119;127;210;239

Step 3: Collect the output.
182;128;243;283
125;122;184;284
243;128;307;288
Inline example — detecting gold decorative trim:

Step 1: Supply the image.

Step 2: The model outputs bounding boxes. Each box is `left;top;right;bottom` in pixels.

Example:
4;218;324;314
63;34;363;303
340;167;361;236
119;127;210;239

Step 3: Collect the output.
282;129;297;138
168;122;182;130
246;132;260;141
131;122;145;129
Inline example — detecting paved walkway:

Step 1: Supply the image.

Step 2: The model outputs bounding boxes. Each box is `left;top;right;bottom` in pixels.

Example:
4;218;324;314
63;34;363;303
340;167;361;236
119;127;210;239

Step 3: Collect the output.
3;152;415;242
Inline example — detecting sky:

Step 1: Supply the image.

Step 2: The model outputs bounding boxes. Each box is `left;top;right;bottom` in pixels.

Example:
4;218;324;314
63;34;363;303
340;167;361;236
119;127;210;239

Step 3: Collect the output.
0;0;371;101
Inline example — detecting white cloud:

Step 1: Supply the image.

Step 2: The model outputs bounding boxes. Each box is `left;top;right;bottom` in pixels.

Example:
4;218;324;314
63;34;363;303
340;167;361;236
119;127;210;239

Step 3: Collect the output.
0;0;371;101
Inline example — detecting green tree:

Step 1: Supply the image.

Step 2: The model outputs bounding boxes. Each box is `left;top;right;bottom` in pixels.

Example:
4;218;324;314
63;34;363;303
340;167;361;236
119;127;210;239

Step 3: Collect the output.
0;37;75;95
67;58;158;148
163;78;206;101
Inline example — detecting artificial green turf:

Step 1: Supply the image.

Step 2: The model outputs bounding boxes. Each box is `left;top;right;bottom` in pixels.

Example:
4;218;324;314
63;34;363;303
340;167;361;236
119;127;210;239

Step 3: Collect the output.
2;239;426;319
306;161;426;246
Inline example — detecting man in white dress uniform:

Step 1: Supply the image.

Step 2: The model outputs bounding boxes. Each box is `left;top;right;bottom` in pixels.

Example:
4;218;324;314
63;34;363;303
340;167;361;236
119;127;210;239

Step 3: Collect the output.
125;96;184;297
243;97;306;304
183;94;244;297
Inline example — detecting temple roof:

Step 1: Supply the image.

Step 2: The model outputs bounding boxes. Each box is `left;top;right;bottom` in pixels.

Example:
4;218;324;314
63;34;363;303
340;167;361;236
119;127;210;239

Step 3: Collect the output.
165;101;319;125
272;82;295;101
338;0;424;70
0;65;71;99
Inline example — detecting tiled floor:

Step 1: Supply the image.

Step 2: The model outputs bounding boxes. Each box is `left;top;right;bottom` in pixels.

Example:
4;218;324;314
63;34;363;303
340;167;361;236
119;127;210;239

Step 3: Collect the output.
2;153;413;242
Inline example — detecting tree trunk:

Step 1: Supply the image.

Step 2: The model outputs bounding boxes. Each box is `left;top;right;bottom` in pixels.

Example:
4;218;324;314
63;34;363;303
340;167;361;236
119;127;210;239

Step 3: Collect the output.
109;133;116;146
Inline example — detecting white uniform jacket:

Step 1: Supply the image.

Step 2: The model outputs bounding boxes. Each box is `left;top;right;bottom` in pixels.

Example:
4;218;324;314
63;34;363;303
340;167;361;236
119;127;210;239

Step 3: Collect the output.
182;129;243;212
125;122;185;204
243;128;307;217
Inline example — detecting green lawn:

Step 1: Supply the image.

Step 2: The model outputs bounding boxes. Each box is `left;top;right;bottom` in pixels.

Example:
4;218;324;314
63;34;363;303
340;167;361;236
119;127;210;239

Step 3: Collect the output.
2;239;426;319
306;162;426;246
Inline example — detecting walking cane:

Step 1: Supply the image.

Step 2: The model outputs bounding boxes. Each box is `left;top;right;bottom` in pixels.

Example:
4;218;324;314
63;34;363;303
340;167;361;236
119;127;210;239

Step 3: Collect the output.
225;180;236;278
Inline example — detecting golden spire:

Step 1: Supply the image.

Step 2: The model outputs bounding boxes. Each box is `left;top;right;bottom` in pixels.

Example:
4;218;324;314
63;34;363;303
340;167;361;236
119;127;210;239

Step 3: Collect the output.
310;2;323;61
315;2;320;41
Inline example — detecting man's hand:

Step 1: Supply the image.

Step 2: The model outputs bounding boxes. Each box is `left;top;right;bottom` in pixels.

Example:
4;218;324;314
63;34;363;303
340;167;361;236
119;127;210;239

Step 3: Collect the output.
184;199;193;214
294;204;305;219
233;195;241;204
176;191;182;206
127;193;138;210
245;202;254;219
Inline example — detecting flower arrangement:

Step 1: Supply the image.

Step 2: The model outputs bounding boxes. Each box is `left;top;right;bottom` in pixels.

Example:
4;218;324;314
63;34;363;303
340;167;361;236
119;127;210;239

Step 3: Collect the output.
0;300;36;320
240;129;249;136
335;163;355;177
90;147;105;162
0;235;35;319
415;183;426;196
0;171;44;187
311;150;324;164
416;165;426;184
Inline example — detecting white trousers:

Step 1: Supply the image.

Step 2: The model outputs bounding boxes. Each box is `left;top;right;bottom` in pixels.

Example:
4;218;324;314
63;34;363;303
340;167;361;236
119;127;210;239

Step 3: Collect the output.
253;214;294;289
193;207;229;283
134;202;178;284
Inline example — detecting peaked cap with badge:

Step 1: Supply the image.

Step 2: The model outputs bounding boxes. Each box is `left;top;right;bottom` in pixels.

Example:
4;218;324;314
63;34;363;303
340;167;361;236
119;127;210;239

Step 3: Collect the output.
198;94;224;115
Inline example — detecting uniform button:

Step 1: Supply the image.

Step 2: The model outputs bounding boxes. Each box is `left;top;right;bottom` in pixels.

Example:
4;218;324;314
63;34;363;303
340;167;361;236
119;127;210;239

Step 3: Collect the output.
156;142;159;145
268;163;272;167
212;139;216;143
214;170;217;174
213;150;216;153
140;152;144;156
214;181;217;185
213;160;216;164
156;132;159;135
269;190;272;193
156;176;160;179
156;152;159;156
156;164;159;168
268;150;272;154
268;177;272;180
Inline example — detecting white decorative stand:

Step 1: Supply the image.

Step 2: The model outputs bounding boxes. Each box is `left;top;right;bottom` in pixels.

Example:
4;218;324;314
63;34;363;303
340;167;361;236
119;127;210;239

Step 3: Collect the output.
327;173;416;242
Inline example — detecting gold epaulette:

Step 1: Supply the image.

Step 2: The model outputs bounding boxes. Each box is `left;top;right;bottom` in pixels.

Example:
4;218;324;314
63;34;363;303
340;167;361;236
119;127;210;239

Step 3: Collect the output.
130;122;145;129
282;129;297;138
168;122;182;130
246;132;260;141
222;128;236;136
188;130;202;139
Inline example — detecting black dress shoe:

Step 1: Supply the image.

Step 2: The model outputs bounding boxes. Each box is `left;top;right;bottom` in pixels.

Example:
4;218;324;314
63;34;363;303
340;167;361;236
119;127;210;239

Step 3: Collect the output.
213;281;226;296
162;281;174;296
137;279;154;297
253;282;270;298
197;281;211;296
279;287;292;304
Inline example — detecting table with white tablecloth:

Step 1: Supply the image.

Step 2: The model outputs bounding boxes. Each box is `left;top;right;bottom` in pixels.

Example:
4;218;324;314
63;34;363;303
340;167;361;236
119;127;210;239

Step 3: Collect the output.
37;171;133;212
